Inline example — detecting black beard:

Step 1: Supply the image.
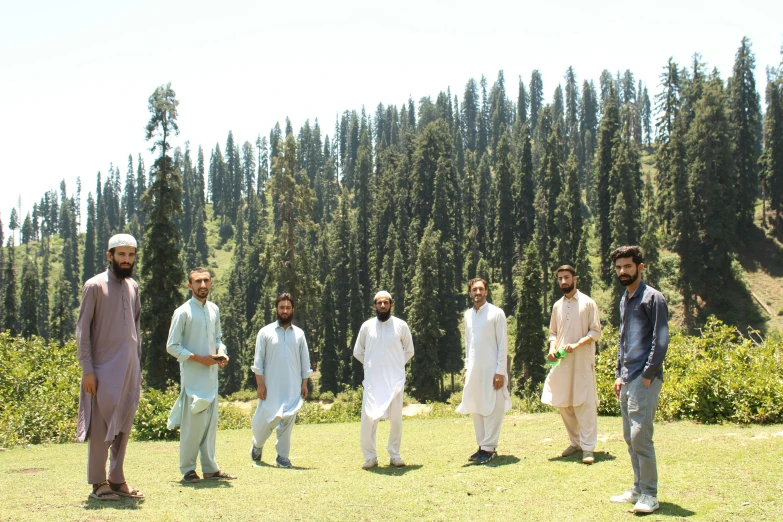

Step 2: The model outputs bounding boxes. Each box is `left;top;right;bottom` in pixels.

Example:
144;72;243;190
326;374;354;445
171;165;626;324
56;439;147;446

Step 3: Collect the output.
376;309;391;322
277;313;293;326
618;272;639;287
560;283;575;295
111;260;134;279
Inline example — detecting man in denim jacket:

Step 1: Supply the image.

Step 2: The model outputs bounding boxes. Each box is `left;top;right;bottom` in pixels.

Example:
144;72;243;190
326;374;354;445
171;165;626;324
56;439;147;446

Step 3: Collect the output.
609;245;669;515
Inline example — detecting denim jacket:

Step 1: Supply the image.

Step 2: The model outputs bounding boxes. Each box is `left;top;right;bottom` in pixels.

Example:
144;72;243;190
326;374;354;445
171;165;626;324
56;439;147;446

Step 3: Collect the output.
616;281;669;384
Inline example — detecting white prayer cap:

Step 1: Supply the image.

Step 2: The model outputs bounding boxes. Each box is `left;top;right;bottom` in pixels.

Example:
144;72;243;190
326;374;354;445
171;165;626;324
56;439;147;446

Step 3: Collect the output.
374;290;392;303
108;234;138;250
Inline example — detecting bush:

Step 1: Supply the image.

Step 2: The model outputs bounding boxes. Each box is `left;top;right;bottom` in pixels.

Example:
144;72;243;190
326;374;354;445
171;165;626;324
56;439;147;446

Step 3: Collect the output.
0;333;80;447
596;317;783;424
296;387;363;424
132;383;180;441
218;402;252;430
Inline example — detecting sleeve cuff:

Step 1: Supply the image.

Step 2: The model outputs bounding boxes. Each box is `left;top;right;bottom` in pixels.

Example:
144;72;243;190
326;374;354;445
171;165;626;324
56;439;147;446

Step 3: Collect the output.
80;362;94;375
251;365;264;376
301;369;314;379
177;350;193;363
548;335;557;342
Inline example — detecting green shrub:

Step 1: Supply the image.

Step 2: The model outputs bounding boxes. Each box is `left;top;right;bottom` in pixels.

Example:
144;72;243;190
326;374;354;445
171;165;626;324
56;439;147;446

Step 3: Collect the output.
0;333;80;447
218;402;252;430
297;387;363;424
596;317;783;424
132;383;180;441
225;389;257;402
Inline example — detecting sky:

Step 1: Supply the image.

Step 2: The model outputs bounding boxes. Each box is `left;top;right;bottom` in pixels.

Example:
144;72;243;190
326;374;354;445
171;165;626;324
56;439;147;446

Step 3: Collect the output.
1;0;781;239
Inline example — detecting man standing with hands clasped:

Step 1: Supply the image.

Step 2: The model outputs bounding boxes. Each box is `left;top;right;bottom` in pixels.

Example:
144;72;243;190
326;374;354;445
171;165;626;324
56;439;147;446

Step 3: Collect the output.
541;265;602;464
354;291;415;470
609;246;669;515
166;267;236;483
456;278;511;464
250;293;313;468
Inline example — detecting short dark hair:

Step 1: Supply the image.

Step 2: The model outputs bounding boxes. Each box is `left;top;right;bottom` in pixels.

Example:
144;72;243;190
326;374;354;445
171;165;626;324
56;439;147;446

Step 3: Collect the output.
555;265;576;276
468;277;487;292
610;245;644;265
188;267;212;283
276;292;295;308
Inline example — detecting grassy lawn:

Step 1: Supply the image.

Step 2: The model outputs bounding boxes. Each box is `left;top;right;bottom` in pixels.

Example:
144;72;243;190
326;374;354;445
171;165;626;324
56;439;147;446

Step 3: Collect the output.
1;413;781;521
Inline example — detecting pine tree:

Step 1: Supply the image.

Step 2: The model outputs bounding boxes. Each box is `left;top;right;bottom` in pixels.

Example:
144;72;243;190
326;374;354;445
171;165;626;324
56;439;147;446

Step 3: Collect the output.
687;75;736;308
8;208;19;244
513;240;546;393
83;193;96;281
762;56;783;229
19;254;38;337
493;130;516;312
407;222;443;401
50;274;74;345
140;83;185;389
318;275;340;394
529;70;544;133
593;87;621;282
3;238;19;335
728;37;763;231
38;249;50;340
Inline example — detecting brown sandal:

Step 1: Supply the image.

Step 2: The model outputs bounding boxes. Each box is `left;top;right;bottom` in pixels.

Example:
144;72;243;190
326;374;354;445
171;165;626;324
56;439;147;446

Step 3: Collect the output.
89;481;119;501
108;481;145;498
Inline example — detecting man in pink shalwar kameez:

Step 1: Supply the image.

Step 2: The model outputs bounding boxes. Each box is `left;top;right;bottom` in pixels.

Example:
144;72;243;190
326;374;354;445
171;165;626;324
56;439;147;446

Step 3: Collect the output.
76;234;144;501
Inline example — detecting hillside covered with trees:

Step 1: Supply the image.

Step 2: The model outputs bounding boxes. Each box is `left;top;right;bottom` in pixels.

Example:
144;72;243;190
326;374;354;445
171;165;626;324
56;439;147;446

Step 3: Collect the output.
1;37;783;403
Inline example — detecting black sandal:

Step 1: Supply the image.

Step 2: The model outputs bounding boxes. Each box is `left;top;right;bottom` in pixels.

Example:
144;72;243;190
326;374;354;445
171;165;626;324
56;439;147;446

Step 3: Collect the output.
183;470;201;483
89;481;119;501
108;481;145;498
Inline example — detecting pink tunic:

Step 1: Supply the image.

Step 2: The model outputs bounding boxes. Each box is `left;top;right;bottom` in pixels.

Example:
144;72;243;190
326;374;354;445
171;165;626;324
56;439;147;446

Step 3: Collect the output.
76;270;141;443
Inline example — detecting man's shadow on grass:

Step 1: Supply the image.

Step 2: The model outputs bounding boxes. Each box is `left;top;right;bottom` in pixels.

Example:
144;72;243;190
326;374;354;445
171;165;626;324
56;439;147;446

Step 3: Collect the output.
365;464;423;476
633;502;695;518
548;451;616;464
251;462;315;471
178;479;235;489
460;454;521;468
84;496;145;511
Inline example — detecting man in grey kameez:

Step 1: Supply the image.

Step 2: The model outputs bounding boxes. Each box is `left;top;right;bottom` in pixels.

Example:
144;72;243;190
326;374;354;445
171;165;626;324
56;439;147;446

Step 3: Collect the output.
76;234;144;500
166;267;236;483
250;293;313;468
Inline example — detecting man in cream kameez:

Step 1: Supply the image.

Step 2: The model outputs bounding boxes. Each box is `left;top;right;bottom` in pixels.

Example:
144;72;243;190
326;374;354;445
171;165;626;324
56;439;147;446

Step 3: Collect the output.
541;265;602;464
166;267;235;483
250;293;313;468
456;278;511;464
354;291;415;470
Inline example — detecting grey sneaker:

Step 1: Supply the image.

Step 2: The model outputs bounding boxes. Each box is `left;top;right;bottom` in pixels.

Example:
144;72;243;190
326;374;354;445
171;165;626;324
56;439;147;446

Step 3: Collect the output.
275;455;292;468
610;489;641;503
582;451;594;464
561;445;580;457
362;458;378;469
633;494;660;514
250;445;262;462
390;457;406;467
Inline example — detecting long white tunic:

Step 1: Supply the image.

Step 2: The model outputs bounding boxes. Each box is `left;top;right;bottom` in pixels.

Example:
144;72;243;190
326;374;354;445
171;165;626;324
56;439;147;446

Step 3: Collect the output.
541;290;602;408
353;316;415;420
456;302;511;416
252;321;313;423
165;297;227;429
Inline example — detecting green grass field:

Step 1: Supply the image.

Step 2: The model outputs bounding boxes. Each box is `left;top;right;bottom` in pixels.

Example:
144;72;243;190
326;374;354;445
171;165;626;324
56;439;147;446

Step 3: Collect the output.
1;413;781;521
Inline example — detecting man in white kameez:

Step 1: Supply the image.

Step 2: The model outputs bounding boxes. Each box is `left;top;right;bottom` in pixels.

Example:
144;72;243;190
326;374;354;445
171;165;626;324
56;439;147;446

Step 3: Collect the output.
354;291;415;470
166;267;236;483
541;265;602;465
250;293;313;468
456;278;511;464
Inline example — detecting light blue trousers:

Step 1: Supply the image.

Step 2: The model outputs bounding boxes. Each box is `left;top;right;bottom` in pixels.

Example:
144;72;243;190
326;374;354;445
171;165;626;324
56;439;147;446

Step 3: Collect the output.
252;407;297;459
620;375;663;496
179;397;219;475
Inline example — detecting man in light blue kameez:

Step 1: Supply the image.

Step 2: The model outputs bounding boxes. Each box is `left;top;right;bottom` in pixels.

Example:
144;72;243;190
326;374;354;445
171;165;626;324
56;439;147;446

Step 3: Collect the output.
250;293;313;468
166;267;236;483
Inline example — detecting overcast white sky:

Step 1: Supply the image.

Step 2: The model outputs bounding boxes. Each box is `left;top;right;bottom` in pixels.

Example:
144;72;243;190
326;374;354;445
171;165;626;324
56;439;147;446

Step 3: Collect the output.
1;0;781;238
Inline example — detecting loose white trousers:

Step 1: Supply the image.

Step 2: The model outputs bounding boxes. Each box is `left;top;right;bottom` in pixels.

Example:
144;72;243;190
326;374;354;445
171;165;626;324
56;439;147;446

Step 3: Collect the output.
252;405;297;459
361;392;403;460
471;387;506;451
179;396;219;475
558;402;597;451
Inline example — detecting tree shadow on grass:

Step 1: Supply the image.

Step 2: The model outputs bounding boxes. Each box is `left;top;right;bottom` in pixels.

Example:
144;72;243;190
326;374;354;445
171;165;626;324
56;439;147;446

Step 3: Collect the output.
365;464;423;476
737;224;783;277
460;454;520;468
548;451;616;465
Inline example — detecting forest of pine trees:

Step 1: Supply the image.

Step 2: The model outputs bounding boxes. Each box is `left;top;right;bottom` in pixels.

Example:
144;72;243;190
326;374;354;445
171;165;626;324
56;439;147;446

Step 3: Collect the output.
1;39;782;401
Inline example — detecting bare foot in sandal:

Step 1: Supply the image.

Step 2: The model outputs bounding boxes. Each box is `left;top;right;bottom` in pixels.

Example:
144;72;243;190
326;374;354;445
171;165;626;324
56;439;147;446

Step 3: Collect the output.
90;482;119;501
108;481;145;498
203;470;237;480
